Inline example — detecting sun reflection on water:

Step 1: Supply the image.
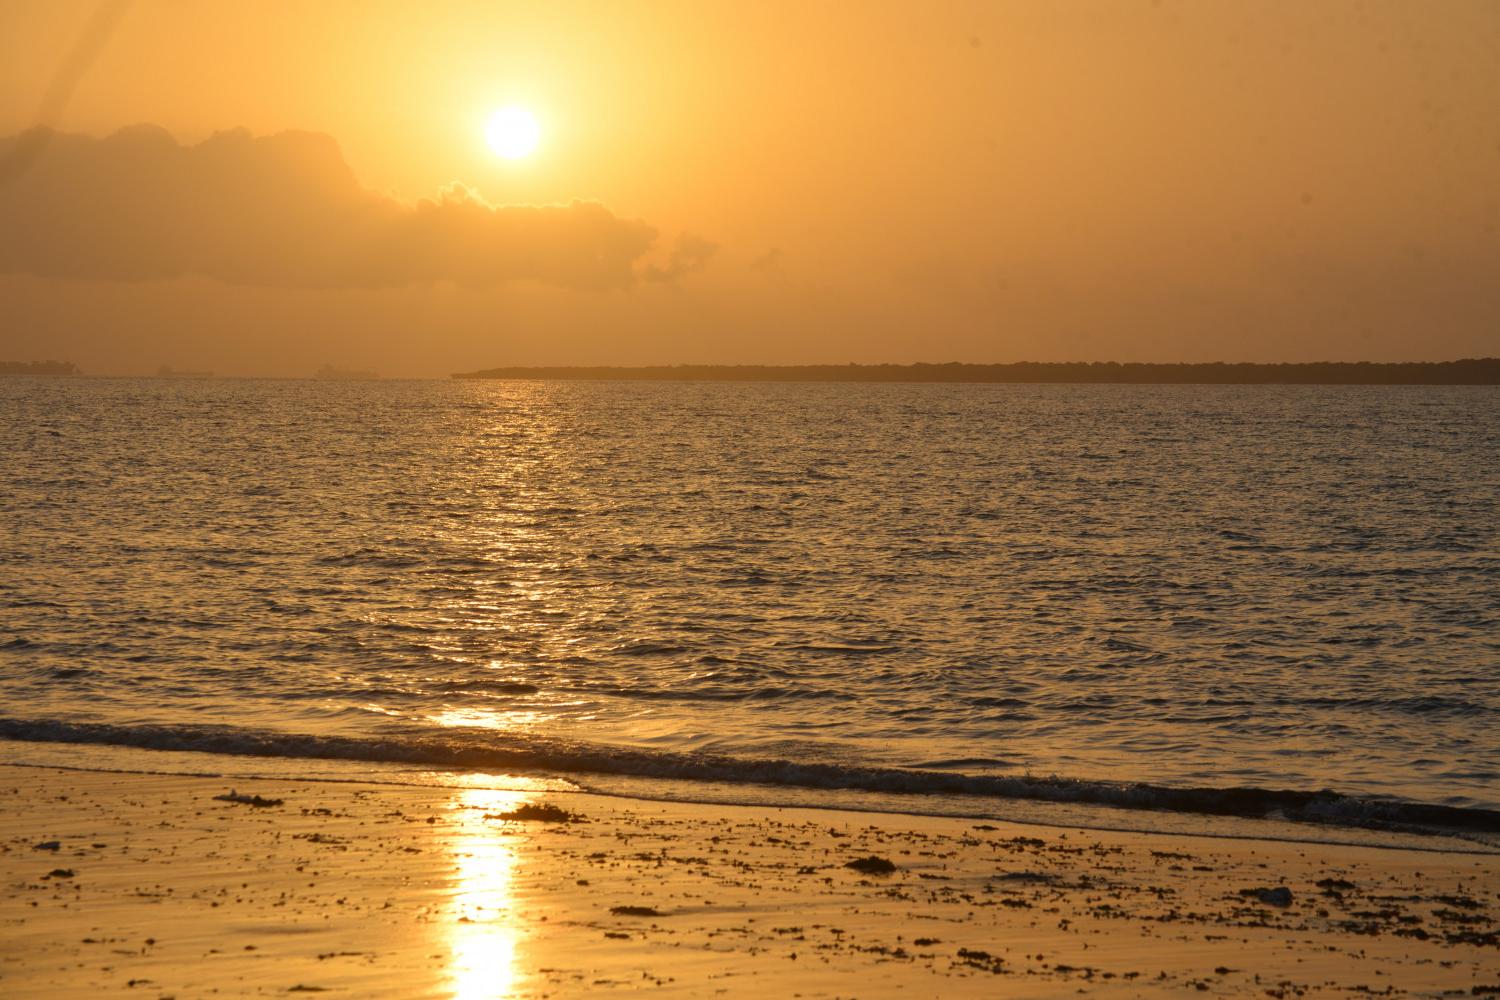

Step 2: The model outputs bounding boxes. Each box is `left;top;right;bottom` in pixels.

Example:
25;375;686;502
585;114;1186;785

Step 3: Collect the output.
446;788;532;999
428;707;553;731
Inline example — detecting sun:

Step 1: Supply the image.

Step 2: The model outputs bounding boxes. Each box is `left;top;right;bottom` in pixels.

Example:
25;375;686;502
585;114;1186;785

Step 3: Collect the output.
485;107;540;160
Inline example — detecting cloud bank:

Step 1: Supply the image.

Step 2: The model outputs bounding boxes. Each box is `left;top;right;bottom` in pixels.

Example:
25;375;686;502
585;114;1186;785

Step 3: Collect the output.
0;124;669;290
645;233;718;282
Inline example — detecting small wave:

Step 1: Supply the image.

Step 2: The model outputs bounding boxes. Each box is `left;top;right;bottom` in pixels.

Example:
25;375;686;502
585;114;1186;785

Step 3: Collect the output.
1281;695;1491;718
436;680;540;696
907;757;1013;770
2;716;1497;838
315;548;423;568
1099;637;1152;653
609;642;689;657
565;684;850;703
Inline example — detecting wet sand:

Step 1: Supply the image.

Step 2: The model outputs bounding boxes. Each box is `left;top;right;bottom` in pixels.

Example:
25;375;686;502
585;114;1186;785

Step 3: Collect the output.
1;763;1496;997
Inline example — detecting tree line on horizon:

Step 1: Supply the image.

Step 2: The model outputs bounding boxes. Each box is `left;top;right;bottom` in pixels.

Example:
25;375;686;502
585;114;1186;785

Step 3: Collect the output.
0;360;79;375
454;358;1500;385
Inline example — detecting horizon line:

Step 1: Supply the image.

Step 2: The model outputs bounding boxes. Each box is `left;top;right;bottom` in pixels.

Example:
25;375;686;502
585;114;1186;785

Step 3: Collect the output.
451;358;1500;386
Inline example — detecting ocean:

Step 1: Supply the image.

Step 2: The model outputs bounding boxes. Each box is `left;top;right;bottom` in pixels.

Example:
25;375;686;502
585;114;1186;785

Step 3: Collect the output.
3;377;1498;845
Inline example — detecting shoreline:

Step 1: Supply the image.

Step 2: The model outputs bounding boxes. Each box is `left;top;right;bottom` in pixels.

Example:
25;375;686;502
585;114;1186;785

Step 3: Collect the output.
3;763;1496;997
8;756;1500;860
5;731;1494;857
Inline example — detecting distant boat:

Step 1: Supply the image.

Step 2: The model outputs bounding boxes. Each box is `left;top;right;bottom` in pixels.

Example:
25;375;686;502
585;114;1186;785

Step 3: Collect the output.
157;365;214;379
313;365;379;380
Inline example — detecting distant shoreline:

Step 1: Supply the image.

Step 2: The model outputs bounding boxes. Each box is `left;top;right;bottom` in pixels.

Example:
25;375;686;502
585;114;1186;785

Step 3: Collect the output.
454;359;1500;385
0;361;80;376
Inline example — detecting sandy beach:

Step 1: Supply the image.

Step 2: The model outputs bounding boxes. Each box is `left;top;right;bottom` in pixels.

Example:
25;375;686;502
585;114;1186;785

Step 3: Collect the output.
2;762;1496;998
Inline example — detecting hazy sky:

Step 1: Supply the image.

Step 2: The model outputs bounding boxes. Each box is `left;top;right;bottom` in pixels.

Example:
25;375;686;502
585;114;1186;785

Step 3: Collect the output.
2;0;1498;376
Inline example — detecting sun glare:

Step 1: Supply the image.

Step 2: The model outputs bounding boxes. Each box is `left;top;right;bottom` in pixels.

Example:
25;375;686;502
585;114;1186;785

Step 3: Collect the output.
485;107;540;160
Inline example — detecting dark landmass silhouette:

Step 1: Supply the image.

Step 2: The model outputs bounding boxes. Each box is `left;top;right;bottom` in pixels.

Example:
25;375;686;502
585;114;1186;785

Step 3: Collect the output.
1;360;79;375
455;359;1500;385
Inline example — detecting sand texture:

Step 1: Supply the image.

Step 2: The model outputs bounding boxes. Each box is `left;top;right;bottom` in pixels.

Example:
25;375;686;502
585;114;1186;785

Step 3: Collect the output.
2;764;1497;997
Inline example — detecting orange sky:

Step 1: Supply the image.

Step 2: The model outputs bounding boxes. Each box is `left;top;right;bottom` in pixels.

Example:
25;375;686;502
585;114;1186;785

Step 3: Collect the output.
2;0;1498;376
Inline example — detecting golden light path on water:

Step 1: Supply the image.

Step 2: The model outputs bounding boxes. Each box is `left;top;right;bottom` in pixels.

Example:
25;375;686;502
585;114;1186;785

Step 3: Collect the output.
420;384;606;739
446;787;532;999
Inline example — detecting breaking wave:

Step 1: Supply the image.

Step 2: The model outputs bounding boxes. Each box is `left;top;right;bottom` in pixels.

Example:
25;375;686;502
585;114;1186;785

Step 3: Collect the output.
4;716;1497;838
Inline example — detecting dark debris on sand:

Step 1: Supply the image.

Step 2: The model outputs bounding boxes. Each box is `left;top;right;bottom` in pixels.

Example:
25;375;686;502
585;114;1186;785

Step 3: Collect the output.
213;790;285;808
845;856;899;874
485;802;585;824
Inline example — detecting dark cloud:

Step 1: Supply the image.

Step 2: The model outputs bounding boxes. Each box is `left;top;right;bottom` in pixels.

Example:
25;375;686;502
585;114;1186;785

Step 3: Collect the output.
645;232;719;282
0;124;674;290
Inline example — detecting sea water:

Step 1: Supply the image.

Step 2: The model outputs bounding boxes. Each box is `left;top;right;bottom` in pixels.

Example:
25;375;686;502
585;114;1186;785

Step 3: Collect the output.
2;377;1497;841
